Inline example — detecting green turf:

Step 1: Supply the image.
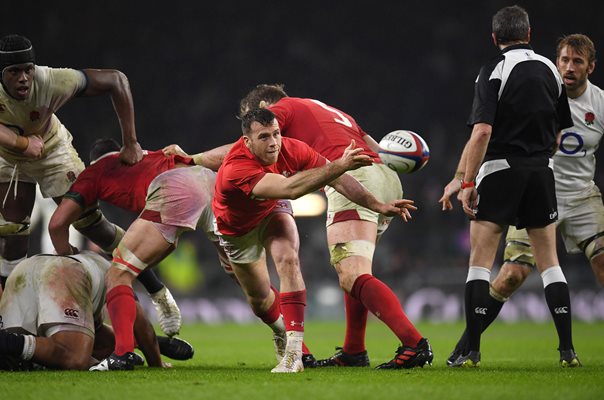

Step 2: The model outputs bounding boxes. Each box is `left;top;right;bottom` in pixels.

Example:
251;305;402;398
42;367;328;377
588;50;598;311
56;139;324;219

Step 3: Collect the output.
1;321;603;400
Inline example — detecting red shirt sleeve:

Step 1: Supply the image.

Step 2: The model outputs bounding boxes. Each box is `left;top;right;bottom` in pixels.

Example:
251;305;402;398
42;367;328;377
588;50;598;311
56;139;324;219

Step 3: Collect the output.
65;166;100;208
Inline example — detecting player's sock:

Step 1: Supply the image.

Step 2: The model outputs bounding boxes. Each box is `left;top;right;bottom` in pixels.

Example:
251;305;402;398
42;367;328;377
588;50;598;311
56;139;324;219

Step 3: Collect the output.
106;285;137;356
456;288;505;353
280;290;306;333
342;291;368;354
464;267;492;353
541;266;574;351
257;285;282;329
350;274;422;347
136;268;164;295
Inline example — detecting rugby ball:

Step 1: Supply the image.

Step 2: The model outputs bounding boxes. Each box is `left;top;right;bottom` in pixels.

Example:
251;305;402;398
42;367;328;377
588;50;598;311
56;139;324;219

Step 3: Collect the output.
378;130;430;173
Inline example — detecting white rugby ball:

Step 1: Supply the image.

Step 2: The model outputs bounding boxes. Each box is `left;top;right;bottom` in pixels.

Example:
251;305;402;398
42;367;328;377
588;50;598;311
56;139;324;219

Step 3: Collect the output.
378;130;430;173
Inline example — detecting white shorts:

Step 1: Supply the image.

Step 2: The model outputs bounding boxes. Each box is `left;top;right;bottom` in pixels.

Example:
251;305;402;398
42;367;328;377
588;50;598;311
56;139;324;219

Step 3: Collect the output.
140;166;216;243
505;185;604;261
0;124;84;198
557;186;604;254
0;253;107;337
217;200;293;265
325;163;402;236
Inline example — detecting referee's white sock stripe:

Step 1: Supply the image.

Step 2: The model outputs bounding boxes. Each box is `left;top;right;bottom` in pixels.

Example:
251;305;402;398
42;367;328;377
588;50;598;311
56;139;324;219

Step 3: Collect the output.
541;266;567;288
466;266;491;283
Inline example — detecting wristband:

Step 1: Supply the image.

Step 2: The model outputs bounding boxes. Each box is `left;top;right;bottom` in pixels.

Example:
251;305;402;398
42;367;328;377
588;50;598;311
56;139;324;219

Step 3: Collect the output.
192;153;204;166
461;180;475;189
14;135;29;152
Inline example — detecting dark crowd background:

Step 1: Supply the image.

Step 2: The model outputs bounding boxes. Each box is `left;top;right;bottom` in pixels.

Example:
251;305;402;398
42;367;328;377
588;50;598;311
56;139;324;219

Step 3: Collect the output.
4;0;604;321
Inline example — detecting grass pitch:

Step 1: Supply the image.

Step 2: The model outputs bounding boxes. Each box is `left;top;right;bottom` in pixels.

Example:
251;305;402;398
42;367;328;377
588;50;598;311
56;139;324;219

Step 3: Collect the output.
1;321;603;400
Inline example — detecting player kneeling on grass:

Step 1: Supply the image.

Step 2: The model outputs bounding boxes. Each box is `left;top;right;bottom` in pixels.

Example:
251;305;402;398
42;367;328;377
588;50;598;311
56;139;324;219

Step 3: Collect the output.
0;251;193;370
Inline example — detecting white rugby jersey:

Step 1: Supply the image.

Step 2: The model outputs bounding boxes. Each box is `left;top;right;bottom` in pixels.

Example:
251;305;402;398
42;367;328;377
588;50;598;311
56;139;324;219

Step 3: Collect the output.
554;81;604;197
0;66;86;157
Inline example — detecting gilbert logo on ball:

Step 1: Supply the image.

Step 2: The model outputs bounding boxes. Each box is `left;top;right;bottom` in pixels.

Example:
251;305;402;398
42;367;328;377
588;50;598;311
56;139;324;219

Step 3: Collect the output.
378;130;430;173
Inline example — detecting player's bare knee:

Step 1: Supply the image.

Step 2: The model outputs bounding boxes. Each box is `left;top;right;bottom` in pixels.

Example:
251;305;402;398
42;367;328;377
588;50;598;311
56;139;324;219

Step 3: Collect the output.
493;263;530;296
272;251;300;273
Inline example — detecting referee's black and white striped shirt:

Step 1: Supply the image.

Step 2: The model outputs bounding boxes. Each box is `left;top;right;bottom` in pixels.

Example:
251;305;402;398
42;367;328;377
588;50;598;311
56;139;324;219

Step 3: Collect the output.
467;43;573;161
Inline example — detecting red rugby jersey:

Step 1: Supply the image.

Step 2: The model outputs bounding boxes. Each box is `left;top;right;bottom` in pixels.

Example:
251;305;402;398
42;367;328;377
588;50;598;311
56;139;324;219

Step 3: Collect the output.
66;150;193;212
212;136;325;236
269;97;380;162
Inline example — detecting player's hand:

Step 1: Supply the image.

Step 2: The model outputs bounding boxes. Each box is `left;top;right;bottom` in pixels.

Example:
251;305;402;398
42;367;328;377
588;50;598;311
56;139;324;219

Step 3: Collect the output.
461;187;478;218
339;140;373;171
381;198;417;221
119;142;143;165
22;135;44;158
163;144;189;157
439;178;462;211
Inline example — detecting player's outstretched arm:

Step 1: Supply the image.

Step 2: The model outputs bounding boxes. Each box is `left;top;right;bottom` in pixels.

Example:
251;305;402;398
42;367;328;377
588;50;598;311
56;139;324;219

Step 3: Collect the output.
48;198;84;255
252;140;372;199
81;69;143;165
163;142;235;171
133;303;168;368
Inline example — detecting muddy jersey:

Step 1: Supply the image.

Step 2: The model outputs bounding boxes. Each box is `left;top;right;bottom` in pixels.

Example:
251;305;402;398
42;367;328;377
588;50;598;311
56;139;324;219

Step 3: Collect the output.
554;81;604;197
0;66;86;159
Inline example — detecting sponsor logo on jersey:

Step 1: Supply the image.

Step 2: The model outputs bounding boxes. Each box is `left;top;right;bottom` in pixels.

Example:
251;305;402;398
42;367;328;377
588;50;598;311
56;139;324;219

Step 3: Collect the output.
64;308;80;319
585;112;595;126
554;306;569;314
29;110;40;122
474;307;487;315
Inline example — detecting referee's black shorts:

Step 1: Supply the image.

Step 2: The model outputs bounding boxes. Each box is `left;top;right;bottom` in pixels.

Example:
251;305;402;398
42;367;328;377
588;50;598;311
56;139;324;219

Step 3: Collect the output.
475;157;558;229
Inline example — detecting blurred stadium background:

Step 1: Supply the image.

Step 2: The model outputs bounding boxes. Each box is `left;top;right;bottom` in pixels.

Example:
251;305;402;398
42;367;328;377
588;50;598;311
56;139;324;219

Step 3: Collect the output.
6;0;604;323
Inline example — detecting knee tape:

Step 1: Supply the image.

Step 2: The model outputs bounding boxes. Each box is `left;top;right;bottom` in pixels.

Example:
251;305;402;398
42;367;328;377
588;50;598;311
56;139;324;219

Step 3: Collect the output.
112;242;149;276
489;285;509;302
72;207;104;230
582;234;604;261
102;225;125;254
329;240;375;266
0;212;31;236
503;239;536;268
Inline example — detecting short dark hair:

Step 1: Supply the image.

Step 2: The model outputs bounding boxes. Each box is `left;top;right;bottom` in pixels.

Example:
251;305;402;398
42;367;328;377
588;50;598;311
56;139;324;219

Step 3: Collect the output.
492;5;530;45
89;138;120;162
557;33;596;64
240;108;277;135
239;84;288;117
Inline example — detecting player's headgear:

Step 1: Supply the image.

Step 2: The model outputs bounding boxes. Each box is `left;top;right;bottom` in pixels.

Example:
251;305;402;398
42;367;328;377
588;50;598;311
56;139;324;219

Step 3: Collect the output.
0;34;35;72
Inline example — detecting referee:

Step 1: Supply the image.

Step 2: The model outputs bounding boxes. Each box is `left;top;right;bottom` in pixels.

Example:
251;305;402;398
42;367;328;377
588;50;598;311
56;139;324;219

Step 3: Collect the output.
451;5;579;367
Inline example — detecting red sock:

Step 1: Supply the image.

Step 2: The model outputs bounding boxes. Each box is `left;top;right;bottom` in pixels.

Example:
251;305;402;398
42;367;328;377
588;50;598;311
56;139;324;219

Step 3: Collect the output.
280;290;306;332
256;285;281;325
106;285;137;356
342;291;368;354
351;274;422;347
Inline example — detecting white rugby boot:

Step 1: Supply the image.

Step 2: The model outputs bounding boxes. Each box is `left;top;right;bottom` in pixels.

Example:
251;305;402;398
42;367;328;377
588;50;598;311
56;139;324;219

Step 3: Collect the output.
150;287;182;337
